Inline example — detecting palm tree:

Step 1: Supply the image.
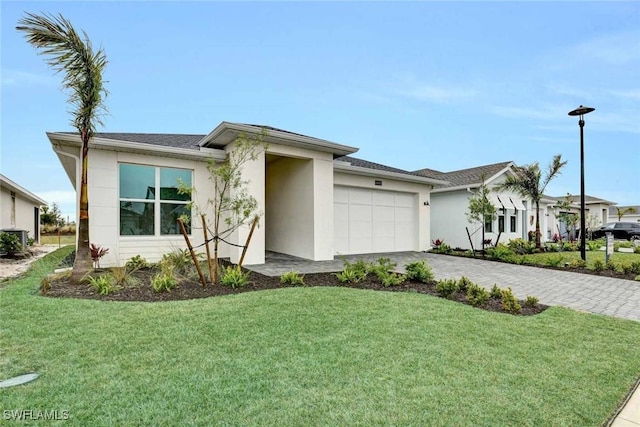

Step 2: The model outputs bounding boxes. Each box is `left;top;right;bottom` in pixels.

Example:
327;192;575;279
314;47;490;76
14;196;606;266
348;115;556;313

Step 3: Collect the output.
17;13;108;282
616;206;637;221
497;155;567;250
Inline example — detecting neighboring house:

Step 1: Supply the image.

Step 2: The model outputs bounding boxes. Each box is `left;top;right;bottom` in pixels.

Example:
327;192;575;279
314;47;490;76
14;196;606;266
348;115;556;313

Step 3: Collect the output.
608;205;640;223
416;161;545;250
546;195;616;240
0;174;47;244
48;122;448;267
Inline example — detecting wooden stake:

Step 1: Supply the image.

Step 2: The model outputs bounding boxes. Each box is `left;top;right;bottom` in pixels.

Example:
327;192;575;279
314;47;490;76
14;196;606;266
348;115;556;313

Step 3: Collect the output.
238;215;259;267
177;218;207;287
201;214;214;283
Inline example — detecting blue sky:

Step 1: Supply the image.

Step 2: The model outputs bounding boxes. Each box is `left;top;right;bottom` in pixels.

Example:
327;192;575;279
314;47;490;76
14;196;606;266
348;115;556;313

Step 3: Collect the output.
2;1;639;220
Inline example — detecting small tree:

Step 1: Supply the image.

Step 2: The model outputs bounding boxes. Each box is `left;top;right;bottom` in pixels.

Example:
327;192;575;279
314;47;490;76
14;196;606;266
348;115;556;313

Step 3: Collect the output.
616;207;637;221
496;155;567;250
466;177;497;253
555;194;578;242
40;203;65;227
182;130;268;284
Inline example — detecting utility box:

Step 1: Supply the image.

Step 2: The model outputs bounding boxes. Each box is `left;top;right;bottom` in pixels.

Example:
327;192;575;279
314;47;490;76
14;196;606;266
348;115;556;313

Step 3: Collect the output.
0;229;29;252
605;232;614;263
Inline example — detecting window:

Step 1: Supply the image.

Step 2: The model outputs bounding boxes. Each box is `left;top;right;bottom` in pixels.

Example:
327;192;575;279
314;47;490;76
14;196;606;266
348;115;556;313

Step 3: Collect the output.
498;215;505;233
119;164;191;236
510;215;516;233
484;217;493;232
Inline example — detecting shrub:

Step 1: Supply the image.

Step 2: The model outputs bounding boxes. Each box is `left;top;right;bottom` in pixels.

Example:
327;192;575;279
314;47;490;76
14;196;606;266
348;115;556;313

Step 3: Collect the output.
220;265;250;288
370;258;397;281
457;276;473;293
592;259;605;272
90;243;109;268
380;272;406;287
621;263;633;275
125;255;148;270
568;259;587;269
490;284;502;299
404;261;434;283
501;288;522;314
635;246;640;254
432;243;452;254
27;236;35;247
630;261;640;275
587;240;602;252
435;279;458;299
335;259;370;283
636;275;640;282
606;259;618;272
486;244;515;261
544;254;564;267
467;283;489;307
110;266;139;287
87;275;120;296
562;242;578;252
161;249;203;279
280;271;305;286
0;232;23;256
544;243;560;252
151;271;178;293
507;238;537;255
523;295;539;308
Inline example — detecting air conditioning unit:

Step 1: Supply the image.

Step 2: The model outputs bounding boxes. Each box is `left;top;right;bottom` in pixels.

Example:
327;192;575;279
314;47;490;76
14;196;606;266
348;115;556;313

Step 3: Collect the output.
0;229;28;252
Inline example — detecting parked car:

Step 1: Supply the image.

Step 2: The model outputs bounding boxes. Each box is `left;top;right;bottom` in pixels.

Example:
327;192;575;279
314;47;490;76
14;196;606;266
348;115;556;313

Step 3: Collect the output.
591;222;640;240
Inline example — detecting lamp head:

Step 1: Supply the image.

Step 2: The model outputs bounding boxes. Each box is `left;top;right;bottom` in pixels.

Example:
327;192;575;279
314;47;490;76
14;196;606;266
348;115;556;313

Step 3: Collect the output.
568;105;595;116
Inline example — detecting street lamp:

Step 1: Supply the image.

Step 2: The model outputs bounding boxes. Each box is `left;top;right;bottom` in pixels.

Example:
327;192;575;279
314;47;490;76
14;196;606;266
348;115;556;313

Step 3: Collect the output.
568;105;595;261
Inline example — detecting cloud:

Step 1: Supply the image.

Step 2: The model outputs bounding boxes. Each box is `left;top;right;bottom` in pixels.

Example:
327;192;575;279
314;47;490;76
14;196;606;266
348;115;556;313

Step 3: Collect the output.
397;83;479;103
1;69;55;87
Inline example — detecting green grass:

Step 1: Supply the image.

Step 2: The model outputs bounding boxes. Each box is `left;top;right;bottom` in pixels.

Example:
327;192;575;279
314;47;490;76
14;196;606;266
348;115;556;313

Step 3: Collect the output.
524;250;640;269
39;235;76;246
1;247;640;426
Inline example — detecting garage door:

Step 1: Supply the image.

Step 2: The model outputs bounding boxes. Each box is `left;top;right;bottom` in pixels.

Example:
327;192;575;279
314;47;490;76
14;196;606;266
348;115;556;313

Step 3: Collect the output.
334;186;417;255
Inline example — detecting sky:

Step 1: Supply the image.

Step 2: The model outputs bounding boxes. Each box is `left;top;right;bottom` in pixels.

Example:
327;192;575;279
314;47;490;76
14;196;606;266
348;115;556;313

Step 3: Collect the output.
2;1;639;221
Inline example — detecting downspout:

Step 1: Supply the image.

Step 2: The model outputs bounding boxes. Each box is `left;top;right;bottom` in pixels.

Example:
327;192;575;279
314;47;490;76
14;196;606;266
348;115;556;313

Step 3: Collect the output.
52;143;81;246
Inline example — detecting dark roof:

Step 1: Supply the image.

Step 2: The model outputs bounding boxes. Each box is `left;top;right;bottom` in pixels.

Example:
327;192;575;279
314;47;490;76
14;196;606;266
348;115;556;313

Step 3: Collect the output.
416;161;513;188
239;123;316;140
59;132;206;150
336;156;435;178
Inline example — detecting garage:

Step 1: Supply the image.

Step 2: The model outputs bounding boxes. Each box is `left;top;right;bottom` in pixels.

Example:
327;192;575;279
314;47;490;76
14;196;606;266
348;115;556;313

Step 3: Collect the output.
334;186;418;255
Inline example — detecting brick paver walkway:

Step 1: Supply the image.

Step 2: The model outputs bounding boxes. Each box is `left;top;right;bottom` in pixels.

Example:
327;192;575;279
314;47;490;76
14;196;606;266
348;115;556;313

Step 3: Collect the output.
246;251;640;322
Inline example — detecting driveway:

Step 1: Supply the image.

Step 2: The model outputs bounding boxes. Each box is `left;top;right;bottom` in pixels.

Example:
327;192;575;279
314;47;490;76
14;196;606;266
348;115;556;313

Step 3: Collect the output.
247;251;640;322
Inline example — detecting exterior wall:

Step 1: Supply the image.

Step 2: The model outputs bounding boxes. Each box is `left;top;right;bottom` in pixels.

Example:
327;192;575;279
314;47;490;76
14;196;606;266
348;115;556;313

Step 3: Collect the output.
265;144;334;261
86;148;218;267
0;187;41;243
333;172;431;252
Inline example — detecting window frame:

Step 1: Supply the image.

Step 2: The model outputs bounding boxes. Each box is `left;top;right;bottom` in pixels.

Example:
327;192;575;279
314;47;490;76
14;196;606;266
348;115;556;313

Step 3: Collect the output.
119;163;192;237
498;215;505;233
510;215;517;233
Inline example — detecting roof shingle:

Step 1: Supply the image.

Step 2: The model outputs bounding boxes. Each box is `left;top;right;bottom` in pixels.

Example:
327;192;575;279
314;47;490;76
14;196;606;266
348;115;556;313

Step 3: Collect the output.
416;161;513;188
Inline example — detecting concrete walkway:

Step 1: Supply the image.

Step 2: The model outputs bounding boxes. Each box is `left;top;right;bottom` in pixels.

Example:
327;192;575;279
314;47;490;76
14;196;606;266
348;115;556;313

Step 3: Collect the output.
247;251;640;322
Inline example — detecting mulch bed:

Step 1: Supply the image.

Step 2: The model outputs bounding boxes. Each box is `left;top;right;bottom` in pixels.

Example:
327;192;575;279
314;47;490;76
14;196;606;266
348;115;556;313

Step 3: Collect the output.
42;252;547;316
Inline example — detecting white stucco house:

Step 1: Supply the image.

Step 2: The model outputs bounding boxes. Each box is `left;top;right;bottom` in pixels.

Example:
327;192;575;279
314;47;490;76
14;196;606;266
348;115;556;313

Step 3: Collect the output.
0;174;47;244
416;161;558;250
546;195;615;240
48;122;448;267
608;205;640;224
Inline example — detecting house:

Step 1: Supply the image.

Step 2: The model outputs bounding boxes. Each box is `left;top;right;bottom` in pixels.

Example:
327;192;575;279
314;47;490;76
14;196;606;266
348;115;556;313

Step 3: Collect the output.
609;205;640;223
546;195;615;240
48;122;448;267
416;161;554;250
0;174;47;245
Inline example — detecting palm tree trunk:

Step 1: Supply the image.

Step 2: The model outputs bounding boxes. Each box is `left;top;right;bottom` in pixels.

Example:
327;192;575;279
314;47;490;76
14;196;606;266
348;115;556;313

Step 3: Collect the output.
71;133;92;283
535;201;542;250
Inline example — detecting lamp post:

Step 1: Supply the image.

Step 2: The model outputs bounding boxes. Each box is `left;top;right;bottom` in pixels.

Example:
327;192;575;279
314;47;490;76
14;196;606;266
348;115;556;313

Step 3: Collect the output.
568;105;595;261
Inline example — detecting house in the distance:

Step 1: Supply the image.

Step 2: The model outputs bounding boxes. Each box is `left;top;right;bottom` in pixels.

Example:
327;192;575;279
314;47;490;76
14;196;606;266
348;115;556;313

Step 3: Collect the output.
48;122;448;267
0;174;47;245
546;195;616;240
608;205;640;223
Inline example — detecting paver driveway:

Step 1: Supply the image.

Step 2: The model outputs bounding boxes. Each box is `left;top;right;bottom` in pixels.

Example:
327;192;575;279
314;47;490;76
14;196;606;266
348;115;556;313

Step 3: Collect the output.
247;251;640;322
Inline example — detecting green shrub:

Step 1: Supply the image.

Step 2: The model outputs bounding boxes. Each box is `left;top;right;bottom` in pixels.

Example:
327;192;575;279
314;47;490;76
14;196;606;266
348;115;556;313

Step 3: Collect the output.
370;258;396;279
507;238;537;255
380;272;406;287
161;249;203;279
606;259;618;272
432;243;452;254
486;244;516;261
614;242;620;252
220;265;250;288
457;276;473;293
87;275;121;296
501;288;522;314
635;275;640;282
630;261;640;275
466;283;489;307
404;260;434;283
435;279;458;299
27;236;35;247
109;266;140;287
634;246;640;254
568;259;587;269
621;263;634;275
587;240;602;251
280;271;305;286
592;259;605;272
544;254;564;267
544;243;560;252
523;295;539;308
0;232;23;255
562;242;578;252
490;284;502;299
335;259;370;283
151;271;178;293
125;255;148;270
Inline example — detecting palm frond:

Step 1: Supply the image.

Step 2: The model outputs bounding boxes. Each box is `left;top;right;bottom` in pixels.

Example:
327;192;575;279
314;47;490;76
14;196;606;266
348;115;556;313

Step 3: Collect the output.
16;12;108;136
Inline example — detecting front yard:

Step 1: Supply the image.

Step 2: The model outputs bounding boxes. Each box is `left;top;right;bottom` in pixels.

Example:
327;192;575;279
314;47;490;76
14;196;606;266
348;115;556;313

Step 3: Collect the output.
1;247;640;425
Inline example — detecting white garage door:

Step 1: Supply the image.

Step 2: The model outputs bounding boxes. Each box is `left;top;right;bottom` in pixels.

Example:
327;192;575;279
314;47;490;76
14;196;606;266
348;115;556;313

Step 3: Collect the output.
334;186;417;255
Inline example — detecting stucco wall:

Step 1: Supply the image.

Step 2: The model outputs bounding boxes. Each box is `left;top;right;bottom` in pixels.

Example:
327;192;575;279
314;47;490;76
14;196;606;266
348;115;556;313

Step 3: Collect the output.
0;187;40;242
333;172;431;252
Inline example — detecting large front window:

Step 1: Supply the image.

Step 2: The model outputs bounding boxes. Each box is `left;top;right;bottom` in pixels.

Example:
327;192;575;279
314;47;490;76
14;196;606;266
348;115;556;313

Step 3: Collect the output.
119;164;192;236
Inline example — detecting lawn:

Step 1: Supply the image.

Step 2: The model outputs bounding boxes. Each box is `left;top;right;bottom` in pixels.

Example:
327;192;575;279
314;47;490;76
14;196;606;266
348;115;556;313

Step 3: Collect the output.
2;247;640;426
39;235;76;246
